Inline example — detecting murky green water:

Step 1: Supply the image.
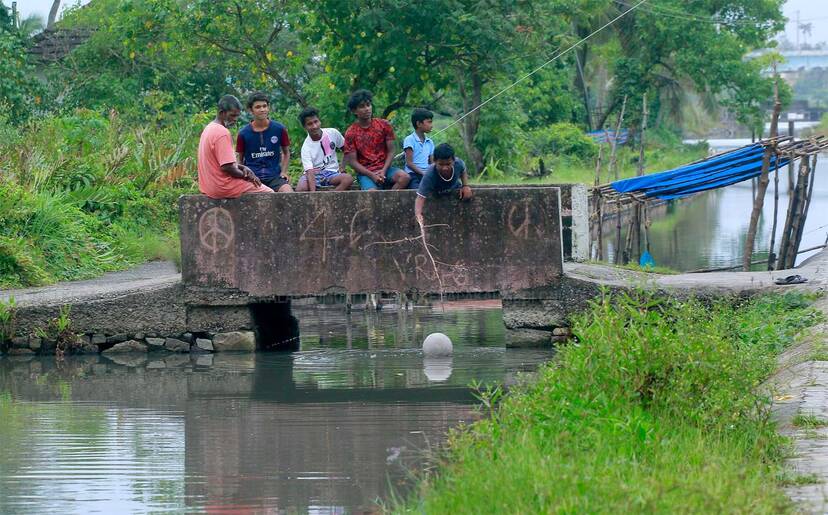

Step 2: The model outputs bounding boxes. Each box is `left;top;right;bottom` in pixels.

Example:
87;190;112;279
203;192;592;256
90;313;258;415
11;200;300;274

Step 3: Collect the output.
0;301;553;513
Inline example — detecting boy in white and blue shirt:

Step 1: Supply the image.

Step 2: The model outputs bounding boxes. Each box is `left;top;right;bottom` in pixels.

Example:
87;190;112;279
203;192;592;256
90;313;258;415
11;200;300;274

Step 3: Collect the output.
403;108;435;189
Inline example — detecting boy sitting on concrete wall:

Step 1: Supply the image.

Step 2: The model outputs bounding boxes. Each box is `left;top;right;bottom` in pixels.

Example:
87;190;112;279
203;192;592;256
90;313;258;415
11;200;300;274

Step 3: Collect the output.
403;108;434;190
296;107;354;192
343;89;410;191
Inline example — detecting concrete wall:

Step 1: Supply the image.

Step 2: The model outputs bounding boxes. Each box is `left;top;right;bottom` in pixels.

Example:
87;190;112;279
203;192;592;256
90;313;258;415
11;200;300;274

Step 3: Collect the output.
179;188;564;297
476;184;589;262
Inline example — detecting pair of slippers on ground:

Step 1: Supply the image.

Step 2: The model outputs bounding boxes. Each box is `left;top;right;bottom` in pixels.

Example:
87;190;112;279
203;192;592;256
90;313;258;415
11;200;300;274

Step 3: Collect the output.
774;274;808;285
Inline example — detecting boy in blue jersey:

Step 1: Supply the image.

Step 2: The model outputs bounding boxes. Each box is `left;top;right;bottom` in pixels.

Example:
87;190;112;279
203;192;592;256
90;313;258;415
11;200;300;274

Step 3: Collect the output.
403;108;434;190
235;92;294;192
414;143;473;225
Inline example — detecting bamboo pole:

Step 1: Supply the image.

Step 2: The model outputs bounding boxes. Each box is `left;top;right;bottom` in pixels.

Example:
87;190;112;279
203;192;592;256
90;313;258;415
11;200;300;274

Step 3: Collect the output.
635;94;648;262
781;156;810;269
767;156;781;270
787;153;818;268
610;96;627;265
591;145;604;260
777;154;807;269
743;74;781;271
624;94;648;265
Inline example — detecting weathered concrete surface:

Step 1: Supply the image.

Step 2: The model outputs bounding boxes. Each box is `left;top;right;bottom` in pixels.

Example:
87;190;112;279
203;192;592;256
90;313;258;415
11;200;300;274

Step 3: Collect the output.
1;261;184;336
179;189;564;297
477;183;588;262
767;280;828;513
568;184;589;262
503;248;828;332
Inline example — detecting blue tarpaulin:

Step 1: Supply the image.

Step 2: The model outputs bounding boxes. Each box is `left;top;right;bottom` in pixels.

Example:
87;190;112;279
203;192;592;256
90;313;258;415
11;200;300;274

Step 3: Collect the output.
609;143;789;200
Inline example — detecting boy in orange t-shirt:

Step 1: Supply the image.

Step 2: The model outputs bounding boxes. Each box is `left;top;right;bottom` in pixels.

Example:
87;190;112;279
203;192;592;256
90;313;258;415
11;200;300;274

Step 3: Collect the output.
197;95;273;199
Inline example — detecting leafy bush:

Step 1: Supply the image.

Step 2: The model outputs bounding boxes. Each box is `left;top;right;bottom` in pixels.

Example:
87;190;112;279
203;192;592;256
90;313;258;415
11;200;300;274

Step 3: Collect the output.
528;122;597;161
0;27;42;120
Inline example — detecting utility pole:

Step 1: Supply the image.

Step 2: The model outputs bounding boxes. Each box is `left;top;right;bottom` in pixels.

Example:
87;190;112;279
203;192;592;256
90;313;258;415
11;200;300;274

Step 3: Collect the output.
11;2;18;28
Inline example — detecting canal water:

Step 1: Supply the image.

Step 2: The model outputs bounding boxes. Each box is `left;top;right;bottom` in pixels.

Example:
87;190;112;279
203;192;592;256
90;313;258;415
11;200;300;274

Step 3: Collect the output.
601;144;827;271
0;301;553;513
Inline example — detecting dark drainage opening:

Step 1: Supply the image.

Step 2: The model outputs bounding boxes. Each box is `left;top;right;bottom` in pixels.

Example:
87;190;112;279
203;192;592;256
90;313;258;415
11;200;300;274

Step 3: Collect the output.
250;301;300;351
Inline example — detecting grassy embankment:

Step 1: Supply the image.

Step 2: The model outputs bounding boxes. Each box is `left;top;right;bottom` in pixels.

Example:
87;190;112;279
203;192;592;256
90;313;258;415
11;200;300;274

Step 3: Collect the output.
397;292;823;513
0;111;200;289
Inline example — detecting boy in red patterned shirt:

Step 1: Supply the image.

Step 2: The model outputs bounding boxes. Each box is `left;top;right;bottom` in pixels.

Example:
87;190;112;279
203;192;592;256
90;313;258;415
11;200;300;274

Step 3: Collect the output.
343;89;410;190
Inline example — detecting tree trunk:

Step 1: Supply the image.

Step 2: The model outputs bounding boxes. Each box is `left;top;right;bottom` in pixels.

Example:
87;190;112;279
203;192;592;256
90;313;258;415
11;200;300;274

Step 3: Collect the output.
592;145;604;260
742;78;781;271
777;155;807;269
786;154;817;269
457;68;485;175
47;0;60;29
573;33;592;131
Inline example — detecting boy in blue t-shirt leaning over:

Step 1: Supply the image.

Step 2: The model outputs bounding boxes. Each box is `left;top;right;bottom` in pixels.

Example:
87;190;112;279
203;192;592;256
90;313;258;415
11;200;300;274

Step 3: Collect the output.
235;92;293;192
414;143;473;224
403;108;434;190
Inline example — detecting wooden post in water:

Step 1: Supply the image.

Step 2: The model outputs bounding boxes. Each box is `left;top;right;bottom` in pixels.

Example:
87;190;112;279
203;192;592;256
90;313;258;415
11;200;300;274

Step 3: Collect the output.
767;155;781;270
777;153;806;269
743;75;781;271
627;94;648;264
782;155;812;269
787;154;818;269
591;145;604;260
610;96;627;265
788;120;796;198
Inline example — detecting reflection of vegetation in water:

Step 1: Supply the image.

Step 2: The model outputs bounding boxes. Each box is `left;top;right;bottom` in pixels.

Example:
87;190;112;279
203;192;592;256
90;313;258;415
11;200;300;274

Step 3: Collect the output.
291;353;498;391
0;389;104;510
0;382;186;512
292;307;511;389
34;373;73;400
299;308;505;352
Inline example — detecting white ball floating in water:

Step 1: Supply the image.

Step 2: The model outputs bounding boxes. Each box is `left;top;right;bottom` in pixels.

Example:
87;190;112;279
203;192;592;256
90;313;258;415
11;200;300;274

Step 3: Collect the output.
423;332;453;357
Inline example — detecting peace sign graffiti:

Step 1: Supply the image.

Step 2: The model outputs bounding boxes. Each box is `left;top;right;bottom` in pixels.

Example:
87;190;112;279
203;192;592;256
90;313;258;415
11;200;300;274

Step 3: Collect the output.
198;207;235;252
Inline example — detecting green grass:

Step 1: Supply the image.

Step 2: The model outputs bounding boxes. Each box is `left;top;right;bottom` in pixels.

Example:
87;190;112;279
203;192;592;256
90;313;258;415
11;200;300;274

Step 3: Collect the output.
792;414;828;429
0;111;194;288
396;292;822;513
588;260;681;275
778;471;822;486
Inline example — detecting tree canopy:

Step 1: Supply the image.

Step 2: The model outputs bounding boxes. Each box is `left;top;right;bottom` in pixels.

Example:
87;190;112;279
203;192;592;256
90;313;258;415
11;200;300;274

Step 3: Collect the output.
6;0;788;174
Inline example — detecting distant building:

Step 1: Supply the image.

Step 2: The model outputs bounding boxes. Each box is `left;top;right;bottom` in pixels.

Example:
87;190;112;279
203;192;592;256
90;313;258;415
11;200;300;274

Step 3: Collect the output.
28;28;93;64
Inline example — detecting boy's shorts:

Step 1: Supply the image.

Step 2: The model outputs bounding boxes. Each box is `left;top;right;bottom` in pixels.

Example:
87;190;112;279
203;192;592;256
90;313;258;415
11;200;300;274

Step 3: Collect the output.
358;167;404;190
407;171;423;190
300;170;346;188
262;175;290;191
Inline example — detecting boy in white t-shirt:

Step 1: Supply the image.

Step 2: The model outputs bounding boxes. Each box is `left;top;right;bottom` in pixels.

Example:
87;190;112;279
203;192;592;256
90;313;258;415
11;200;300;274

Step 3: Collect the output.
296;107;354;191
